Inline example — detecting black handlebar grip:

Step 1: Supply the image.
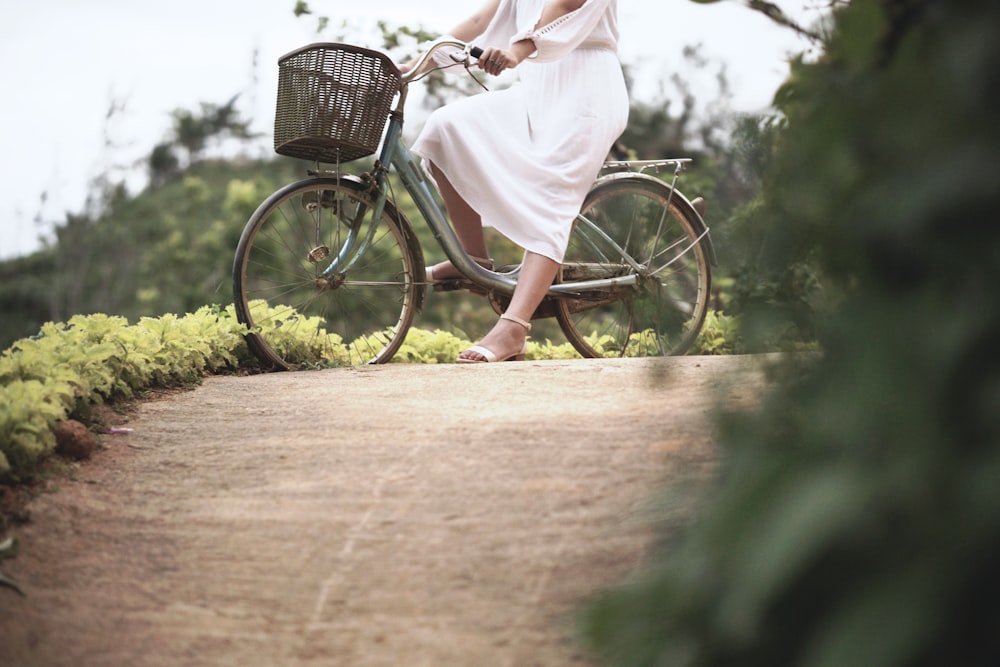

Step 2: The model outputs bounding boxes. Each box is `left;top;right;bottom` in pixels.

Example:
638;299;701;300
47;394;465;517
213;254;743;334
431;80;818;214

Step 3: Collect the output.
470;46;484;59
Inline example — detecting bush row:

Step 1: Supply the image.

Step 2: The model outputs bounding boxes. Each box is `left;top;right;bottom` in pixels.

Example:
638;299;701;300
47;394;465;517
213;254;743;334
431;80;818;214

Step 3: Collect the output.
0;306;250;481
1;305;738;482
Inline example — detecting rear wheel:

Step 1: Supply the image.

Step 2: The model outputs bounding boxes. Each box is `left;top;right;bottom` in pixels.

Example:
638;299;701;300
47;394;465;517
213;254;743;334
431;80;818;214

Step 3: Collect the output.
233;177;423;369
555;177;711;357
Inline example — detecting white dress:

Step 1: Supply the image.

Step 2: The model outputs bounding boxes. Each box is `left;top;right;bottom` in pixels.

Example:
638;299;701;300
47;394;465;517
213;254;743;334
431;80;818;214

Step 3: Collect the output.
411;0;629;263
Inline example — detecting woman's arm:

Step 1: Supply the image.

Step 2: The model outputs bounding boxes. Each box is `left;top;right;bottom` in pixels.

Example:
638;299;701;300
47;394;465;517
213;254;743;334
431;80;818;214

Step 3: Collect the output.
399;0;501;74
480;0;588;75
447;0;503;42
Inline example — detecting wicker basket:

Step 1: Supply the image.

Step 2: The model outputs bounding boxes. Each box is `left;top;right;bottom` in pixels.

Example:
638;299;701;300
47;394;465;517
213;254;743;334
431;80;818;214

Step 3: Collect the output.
274;43;401;163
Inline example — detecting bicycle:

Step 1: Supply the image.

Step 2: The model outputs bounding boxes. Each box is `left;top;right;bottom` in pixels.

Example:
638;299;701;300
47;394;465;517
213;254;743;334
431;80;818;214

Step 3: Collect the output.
232;39;717;370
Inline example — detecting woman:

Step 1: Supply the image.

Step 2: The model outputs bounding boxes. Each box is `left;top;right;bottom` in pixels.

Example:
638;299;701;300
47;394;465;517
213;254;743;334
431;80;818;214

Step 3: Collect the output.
403;0;629;362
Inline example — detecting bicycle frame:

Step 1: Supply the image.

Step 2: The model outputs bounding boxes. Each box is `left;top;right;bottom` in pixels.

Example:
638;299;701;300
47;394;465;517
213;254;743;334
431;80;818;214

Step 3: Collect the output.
318;38;712;298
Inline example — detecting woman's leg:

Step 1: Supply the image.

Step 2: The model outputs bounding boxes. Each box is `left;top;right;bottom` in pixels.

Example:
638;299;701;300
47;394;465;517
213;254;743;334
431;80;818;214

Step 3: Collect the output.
429;160;560;360
427;162;490;280
458;251;560;362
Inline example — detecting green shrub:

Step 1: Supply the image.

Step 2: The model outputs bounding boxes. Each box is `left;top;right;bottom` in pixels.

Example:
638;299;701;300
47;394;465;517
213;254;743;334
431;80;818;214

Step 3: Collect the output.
0;306;249;481
580;0;1000;665
691;311;741;355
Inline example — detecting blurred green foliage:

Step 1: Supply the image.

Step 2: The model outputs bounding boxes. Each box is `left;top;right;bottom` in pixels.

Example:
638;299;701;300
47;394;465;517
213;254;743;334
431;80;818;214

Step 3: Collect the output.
580;0;1000;664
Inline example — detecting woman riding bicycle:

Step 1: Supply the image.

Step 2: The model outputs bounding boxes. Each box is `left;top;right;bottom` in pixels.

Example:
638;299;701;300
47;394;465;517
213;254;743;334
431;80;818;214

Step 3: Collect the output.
401;0;629;362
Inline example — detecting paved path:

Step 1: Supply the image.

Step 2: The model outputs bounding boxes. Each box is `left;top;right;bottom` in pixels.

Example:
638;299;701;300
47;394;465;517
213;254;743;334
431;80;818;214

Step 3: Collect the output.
0;356;767;666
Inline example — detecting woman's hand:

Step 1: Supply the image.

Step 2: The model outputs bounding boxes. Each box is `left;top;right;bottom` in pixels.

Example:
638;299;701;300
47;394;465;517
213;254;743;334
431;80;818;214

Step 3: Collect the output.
398;57;429;75
478;39;536;75
478;47;513;75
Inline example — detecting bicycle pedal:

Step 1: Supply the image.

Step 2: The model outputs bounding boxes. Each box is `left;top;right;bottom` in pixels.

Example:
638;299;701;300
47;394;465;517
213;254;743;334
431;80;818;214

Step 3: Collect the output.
431;279;489;296
430;278;462;292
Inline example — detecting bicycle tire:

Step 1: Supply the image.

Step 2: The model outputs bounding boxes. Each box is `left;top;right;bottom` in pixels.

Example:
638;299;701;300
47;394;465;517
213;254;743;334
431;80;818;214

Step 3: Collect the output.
233;177;424;369
555;176;712;357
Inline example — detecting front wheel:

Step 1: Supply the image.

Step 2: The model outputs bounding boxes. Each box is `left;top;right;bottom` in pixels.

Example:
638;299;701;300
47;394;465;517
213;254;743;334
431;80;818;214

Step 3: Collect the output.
232;177;424;369
555;176;712;357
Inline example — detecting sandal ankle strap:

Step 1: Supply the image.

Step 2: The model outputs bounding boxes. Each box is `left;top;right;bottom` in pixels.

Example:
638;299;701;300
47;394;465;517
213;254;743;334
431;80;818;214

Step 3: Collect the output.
500;313;532;331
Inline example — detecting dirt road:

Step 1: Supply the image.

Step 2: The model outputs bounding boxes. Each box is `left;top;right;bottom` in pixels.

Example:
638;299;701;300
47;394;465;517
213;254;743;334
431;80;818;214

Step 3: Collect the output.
0;356;768;666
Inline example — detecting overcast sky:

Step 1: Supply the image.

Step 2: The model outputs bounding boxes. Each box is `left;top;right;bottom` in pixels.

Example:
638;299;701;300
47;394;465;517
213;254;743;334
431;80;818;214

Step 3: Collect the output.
0;1;817;259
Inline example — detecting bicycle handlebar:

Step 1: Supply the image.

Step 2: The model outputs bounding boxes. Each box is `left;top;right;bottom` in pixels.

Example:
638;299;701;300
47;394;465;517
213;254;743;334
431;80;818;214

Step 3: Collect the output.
399;38;484;84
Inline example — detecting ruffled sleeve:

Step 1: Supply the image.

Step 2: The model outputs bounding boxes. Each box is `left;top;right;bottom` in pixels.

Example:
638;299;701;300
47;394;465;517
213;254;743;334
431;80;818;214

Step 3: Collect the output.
473;0;520;52
511;0;617;63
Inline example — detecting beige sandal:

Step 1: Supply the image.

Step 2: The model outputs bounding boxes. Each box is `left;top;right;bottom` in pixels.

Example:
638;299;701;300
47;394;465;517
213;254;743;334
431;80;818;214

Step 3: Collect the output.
457;313;532;363
425;256;493;284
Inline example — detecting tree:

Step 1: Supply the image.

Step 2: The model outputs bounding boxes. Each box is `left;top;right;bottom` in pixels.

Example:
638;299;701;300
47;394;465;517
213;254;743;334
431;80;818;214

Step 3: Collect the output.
163;95;255;167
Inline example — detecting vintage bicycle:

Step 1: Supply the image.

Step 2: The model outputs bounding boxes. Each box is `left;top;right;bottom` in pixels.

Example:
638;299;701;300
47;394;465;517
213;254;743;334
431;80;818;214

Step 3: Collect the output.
232;38;716;370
